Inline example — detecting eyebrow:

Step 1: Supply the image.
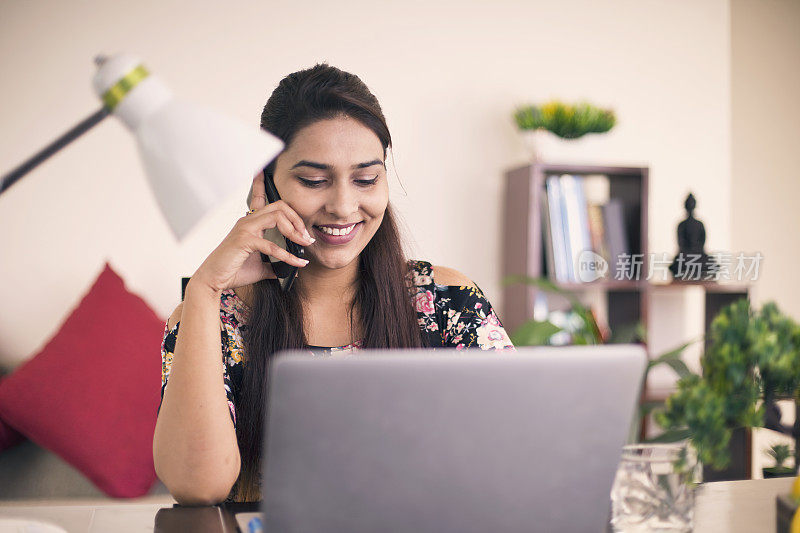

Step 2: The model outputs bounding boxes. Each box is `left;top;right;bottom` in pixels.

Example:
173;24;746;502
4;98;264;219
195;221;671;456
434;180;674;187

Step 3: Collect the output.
289;159;385;170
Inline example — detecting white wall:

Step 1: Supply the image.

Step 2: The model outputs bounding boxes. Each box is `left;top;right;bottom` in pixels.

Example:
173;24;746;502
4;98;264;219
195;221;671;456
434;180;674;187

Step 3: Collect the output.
0;0;731;368
730;0;800;473
731;0;800;318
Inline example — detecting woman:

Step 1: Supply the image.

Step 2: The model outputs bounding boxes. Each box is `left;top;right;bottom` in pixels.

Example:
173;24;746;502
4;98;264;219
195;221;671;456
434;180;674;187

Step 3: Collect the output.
153;64;513;504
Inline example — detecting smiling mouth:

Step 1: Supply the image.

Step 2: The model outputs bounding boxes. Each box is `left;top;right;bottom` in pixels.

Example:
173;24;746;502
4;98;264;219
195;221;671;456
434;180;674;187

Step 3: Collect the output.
314;223;361;236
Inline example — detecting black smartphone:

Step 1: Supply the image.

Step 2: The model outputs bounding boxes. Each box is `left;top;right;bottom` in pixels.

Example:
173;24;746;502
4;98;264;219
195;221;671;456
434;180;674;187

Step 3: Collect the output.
260;168;304;291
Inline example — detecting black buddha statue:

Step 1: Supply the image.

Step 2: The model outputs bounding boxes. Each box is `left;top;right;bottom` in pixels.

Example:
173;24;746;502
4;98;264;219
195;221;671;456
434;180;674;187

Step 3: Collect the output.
669;193;718;280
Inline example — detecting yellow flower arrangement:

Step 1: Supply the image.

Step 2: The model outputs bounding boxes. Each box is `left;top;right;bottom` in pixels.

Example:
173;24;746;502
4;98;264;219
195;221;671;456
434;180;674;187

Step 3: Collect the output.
514;100;616;139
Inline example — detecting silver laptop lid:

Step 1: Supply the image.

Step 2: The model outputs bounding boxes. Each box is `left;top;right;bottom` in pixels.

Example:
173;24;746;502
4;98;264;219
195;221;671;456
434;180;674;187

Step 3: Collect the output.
261;346;646;533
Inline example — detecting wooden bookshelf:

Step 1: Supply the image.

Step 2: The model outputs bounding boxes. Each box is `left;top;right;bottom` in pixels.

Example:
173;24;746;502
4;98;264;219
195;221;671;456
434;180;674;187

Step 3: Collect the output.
502;163;752;478
501;162;649;336
500;162;750;345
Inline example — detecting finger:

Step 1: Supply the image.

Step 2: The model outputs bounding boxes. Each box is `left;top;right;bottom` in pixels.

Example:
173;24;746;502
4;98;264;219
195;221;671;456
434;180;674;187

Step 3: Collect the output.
251;237;309;268
274;211;315;246
248;201;313;244
248;173;268;211
270;201;312;240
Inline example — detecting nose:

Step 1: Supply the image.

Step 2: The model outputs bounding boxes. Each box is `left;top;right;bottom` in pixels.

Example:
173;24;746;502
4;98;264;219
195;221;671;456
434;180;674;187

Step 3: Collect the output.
324;180;358;220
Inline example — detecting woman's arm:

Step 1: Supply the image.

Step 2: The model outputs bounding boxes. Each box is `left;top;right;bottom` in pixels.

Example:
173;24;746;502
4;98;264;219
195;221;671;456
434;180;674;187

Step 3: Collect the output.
153;174;312;504
152;280;241;505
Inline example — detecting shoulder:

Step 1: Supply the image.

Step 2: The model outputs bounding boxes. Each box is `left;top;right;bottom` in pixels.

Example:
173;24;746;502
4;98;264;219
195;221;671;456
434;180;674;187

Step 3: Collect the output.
166;302;184;331
431;265;477;289
407;260;477;289
163;286;250;334
232;285;253;309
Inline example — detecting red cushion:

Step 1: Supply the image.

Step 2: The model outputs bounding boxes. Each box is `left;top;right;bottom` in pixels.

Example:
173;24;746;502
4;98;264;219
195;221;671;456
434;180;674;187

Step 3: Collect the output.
0;263;165;497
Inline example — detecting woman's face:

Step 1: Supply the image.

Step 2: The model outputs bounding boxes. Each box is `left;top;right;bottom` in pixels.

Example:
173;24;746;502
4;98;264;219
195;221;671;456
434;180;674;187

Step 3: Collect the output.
272;116;389;272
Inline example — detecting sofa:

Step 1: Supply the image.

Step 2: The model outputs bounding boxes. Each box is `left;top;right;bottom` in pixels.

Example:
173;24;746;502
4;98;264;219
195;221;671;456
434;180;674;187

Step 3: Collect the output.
0;441;169;500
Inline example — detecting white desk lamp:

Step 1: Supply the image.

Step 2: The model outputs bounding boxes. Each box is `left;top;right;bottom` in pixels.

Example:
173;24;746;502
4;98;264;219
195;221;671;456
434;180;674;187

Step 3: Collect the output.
0;53;284;241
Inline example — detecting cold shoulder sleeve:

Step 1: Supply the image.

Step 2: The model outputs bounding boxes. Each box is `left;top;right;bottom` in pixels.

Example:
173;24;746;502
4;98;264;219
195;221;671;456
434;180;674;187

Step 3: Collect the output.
408;260;514;350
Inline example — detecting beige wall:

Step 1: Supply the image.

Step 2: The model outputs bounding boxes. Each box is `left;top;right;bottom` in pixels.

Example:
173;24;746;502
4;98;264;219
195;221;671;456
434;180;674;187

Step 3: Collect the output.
731;0;800;473
731;0;800;318
0;0;731;367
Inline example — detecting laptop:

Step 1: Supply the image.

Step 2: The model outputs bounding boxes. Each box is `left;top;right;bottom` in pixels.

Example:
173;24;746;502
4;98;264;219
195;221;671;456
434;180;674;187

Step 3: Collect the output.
259;346;646;533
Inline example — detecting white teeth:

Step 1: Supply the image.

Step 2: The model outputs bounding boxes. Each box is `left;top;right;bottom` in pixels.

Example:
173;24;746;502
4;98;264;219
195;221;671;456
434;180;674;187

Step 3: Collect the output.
319;224;356;236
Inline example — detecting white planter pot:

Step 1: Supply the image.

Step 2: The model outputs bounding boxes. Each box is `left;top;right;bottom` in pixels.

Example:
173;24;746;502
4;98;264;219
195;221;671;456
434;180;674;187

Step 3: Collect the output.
521;129;610;164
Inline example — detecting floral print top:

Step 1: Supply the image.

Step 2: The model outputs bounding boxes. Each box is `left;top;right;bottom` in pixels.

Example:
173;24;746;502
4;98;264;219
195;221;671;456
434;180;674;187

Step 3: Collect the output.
159;260;514;427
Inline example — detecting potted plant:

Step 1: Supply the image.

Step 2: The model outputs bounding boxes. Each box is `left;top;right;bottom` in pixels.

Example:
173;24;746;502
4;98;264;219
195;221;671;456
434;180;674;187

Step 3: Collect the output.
508;276;800;481
513;100;616;161
655;299;800;481
763;444;795;478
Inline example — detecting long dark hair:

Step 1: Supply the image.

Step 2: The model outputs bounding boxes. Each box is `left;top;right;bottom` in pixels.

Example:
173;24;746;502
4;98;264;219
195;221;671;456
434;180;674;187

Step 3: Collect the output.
235;64;424;501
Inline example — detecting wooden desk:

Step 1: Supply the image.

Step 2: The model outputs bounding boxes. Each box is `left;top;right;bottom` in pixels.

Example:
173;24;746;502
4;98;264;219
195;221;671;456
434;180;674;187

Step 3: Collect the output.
0;478;795;532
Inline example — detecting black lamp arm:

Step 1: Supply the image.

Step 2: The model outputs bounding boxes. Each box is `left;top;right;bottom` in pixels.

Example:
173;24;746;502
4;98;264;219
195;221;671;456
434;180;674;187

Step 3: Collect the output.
0;106;111;195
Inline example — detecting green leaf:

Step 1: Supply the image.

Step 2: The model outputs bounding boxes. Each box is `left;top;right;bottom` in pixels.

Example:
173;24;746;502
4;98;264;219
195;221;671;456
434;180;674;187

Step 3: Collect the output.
510;320;563;346
662;358;692;379
640;400;665;416
648;355;692;379
572;307;603;344
609;322;645;344
572;334;589;345
653;338;701;362
647;338;702;379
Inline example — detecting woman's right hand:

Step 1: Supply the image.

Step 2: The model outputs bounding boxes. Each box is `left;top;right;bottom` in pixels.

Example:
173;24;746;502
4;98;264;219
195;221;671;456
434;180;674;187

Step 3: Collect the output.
190;175;314;294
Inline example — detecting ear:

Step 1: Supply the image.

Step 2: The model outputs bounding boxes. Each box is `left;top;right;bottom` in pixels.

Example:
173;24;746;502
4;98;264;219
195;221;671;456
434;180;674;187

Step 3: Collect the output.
246;181;254;208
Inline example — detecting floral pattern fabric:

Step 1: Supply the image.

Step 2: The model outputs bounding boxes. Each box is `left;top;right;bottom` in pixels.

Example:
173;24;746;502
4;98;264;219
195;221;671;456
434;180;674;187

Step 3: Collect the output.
159;260;514;426
408;261;514;351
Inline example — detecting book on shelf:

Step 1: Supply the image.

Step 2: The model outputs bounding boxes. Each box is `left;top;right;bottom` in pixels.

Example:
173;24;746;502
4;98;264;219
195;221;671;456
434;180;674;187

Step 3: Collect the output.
559;174;592;283
602;198;630;279
544;175;569;282
587;204;609;264
541;174;630;284
540;192;556;280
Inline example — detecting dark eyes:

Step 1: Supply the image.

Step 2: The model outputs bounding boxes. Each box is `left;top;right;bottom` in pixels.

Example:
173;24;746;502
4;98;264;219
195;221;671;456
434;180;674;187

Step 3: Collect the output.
297;176;379;188
297;178;325;188
354;176;379;186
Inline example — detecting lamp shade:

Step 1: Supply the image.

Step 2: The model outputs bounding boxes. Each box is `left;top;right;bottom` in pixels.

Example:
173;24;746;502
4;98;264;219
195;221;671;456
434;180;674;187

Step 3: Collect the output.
92;54;283;240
